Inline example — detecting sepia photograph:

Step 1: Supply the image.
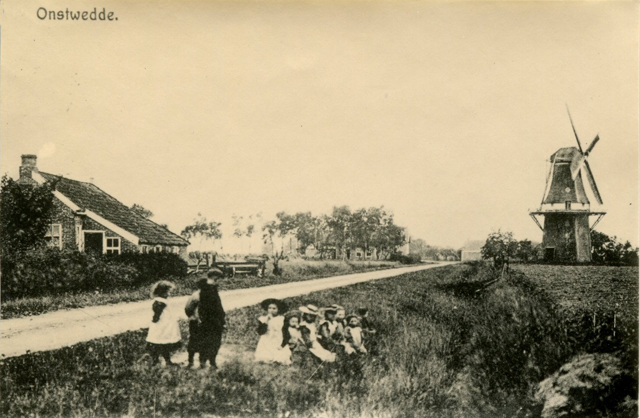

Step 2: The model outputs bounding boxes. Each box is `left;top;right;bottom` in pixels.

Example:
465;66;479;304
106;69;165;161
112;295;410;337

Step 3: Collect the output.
0;1;638;416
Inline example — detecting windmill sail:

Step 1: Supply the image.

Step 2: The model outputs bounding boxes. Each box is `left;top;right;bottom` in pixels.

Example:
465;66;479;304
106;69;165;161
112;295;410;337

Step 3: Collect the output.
570;134;600;182
583;160;603;204
567;105;584;152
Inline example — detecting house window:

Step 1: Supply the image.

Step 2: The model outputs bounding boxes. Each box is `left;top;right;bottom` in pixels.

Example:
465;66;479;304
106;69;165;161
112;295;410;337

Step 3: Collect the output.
565;201;571;210
140;245;149;254
106;237;121;254
172;246;180;254
155;245;163;253
45;224;63;249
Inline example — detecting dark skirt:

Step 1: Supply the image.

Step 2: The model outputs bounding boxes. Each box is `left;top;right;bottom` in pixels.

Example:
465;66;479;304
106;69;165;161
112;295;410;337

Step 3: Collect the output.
188;321;223;353
147;341;181;356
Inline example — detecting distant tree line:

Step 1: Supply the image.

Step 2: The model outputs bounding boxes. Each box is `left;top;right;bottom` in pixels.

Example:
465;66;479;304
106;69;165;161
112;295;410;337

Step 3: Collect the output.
180;206;407;273
408;238;460;261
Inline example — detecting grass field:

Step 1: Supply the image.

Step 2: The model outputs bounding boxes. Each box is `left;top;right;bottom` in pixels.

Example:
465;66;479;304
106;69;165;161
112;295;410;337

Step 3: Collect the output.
1;263;637;417
513;264;638;318
1;259;398;320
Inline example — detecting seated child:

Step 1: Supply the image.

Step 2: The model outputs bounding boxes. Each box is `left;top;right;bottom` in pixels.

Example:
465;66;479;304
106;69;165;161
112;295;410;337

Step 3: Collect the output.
344;314;367;354
146;281;181;366
254;298;290;364
281;312;306;365
299;304;336;363
357;307;376;338
318;305;341;353
334;305;347;339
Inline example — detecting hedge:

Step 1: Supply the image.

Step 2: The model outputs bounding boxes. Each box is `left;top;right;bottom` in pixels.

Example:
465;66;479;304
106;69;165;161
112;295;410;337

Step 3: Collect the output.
1;248;187;300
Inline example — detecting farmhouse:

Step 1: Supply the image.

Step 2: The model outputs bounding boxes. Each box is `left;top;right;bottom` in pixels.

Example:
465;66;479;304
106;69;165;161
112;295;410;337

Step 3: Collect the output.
461;240;484;262
18;155;189;258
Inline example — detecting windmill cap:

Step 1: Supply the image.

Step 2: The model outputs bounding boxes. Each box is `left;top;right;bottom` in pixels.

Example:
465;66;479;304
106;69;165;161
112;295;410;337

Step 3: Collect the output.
551;147;581;162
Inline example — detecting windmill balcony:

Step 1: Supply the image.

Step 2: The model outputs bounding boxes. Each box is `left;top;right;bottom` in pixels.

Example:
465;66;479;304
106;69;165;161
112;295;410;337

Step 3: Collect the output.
539;202;590;212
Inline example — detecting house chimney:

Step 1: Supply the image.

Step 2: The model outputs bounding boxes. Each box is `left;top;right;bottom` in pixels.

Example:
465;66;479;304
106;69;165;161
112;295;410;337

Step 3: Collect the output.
19;154;38;183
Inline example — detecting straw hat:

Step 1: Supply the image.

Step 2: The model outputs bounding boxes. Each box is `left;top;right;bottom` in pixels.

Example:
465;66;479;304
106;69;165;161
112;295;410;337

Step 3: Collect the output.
323;305;338;314
299;304;319;316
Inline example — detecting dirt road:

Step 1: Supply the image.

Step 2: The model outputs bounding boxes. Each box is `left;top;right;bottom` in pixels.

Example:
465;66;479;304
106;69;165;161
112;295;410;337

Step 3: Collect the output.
1;263;454;358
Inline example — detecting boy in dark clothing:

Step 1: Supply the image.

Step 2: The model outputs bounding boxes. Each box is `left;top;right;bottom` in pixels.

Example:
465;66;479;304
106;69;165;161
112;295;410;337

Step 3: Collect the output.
184;269;226;369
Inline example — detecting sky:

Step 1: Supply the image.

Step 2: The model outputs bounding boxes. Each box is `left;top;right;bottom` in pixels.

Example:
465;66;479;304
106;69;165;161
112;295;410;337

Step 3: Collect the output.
1;0;638;250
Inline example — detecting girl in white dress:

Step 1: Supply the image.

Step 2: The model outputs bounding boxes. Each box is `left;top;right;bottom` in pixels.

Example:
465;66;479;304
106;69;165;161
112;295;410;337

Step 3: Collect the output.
254;298;290;364
146;281;181;366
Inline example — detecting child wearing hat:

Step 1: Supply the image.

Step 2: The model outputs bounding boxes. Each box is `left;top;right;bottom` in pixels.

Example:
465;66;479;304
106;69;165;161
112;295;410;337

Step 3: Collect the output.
299;304;336;363
254;298;290;364
146;281;181;366
318;305;344;354
196;269;226;370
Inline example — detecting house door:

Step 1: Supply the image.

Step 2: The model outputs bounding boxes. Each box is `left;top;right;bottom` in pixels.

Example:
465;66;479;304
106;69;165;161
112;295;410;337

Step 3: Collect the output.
84;232;104;255
544;247;555;262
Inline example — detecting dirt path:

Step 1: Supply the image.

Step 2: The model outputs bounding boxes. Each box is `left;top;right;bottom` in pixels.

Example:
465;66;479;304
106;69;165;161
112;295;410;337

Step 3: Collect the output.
0;263;454;358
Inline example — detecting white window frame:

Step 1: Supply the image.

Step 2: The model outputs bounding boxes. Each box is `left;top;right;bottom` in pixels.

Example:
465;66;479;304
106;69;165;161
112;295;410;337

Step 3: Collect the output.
45;224;63;249
105;237;121;255
155;245;163;253
172;246;180;254
140;244;149;254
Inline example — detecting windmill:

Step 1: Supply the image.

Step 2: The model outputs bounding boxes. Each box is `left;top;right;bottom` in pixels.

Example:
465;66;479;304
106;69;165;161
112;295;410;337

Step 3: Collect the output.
529;108;606;262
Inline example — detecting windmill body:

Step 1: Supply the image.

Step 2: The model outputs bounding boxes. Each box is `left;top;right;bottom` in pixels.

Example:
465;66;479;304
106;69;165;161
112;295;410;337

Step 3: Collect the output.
529;113;605;262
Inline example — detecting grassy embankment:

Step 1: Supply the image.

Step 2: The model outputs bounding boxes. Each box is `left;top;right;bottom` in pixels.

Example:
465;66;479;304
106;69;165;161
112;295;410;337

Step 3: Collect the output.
2;263;637;417
1;259;398;320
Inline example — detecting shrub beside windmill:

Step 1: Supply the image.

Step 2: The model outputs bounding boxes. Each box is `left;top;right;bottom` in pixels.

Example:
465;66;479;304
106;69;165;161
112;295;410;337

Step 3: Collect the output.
530;109;606;262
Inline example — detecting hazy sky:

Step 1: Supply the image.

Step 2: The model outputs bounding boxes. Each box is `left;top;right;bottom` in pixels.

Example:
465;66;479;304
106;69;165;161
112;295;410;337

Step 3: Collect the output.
1;1;638;249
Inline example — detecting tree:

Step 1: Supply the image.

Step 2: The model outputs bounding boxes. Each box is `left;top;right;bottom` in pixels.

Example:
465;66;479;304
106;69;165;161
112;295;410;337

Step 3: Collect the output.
591;230;639;266
481;230;518;269
262;219;286;275
516;239;536;263
130;203;154;219
180;213;223;272
0;175;57;254
370;211;406;259
325;206;352;259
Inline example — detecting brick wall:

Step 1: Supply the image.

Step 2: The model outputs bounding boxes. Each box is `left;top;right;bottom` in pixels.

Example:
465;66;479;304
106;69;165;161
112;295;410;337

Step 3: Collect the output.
50;198;77;251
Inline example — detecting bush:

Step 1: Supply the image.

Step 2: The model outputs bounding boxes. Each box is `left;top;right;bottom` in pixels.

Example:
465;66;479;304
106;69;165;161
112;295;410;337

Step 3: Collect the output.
104;252;187;285
389;252;422;264
1;249;186;301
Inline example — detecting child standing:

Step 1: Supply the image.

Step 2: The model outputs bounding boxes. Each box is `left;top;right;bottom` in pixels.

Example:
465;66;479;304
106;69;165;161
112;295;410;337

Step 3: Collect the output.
184;277;209;368
146;281;181;366
197;270;226;370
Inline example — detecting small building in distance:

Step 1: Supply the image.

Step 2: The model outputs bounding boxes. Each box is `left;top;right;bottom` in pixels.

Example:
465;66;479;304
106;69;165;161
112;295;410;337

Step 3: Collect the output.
18;154;189;258
461;240;484;262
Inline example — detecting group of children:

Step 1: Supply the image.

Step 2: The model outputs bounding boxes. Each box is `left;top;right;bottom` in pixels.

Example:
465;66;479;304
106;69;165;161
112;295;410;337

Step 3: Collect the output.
254;300;376;366
144;269;376;370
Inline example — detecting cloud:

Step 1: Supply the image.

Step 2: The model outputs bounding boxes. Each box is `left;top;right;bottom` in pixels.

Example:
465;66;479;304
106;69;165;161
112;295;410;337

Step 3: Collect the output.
38;143;56;160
